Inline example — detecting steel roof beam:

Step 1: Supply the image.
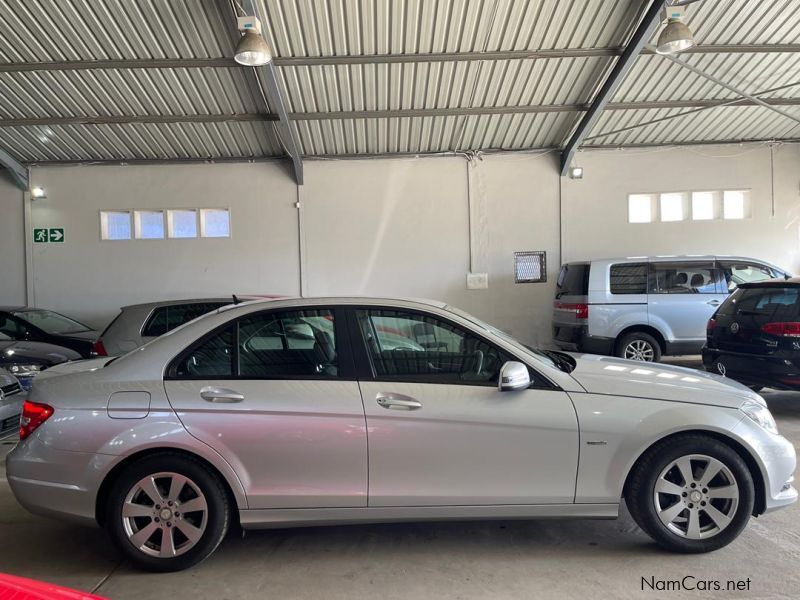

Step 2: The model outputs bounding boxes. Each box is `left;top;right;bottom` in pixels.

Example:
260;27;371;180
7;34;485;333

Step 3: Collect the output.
0;146;28;189
2;45;800;73
238;0;303;185
559;0;666;175
4;97;800;128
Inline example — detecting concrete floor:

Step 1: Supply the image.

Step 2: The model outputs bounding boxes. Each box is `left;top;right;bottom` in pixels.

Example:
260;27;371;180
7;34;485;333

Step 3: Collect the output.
2;364;799;599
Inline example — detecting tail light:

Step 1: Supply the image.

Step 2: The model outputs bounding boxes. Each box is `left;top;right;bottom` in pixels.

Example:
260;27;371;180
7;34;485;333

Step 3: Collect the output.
91;339;108;356
554;302;589;320
707;318;717;332
761;322;800;337
19;401;54;440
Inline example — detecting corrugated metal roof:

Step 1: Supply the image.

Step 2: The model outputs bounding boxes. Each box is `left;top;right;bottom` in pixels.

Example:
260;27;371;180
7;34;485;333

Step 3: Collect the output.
0;0;798;168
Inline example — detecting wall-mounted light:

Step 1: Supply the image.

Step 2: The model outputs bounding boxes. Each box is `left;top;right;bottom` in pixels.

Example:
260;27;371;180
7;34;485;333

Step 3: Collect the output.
234;16;273;66
656;5;695;55
568;166;584;180
31;186;47;199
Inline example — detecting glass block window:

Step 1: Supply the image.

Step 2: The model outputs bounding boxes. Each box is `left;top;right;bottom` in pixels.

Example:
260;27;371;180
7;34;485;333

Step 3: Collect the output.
167;209;198;238
100;211;132;240
514;251;547;284
134;210;165;239
200;208;231;238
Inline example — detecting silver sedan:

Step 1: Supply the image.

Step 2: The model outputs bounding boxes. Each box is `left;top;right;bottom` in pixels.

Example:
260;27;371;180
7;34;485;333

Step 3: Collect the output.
6;297;797;571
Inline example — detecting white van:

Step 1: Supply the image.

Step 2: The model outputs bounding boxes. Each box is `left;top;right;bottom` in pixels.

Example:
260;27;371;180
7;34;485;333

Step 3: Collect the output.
552;256;790;361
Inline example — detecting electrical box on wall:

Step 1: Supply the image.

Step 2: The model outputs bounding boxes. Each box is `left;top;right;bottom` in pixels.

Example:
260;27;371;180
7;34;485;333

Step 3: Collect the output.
467;272;489;290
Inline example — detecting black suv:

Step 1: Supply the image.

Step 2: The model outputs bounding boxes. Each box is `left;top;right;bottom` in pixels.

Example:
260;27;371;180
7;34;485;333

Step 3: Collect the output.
703;278;800;390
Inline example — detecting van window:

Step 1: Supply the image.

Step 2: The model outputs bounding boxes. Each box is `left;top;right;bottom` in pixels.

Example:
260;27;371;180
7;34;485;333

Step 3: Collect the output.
556;263;589;297
718;261;778;292
610;263;648;295
650;262;722;294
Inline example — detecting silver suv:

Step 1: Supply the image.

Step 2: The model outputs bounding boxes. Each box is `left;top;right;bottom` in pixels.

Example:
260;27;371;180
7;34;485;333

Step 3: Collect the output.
552;256;790;362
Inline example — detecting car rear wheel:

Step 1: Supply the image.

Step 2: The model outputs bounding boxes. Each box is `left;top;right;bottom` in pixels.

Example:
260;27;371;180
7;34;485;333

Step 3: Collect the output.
616;332;661;362
626;434;754;553
106;454;230;572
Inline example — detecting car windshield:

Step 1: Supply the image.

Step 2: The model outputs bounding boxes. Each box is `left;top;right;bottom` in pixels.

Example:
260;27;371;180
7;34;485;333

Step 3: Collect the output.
445;305;570;371
13;309;92;335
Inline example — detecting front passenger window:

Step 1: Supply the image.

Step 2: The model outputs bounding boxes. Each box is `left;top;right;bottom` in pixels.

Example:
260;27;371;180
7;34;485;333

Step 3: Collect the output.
356;309;513;385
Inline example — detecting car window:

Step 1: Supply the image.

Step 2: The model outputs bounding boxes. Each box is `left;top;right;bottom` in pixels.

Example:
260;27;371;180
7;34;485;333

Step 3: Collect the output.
238;310;338;377
356;309;515;385
172;309;338;379
650;262;722;294
0;315;27;340
174;326;235;377
556;263;589;297
12;309;91;334
142;302;227;337
730;287;800;320
718;262;776;292
609;263;648;295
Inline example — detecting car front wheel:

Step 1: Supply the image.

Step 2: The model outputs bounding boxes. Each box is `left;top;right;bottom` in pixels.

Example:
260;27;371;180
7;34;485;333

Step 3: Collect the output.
626;434;754;553
106;454;230;571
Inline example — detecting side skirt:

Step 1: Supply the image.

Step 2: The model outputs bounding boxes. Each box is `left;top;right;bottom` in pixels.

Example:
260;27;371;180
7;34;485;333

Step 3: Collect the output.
239;503;620;529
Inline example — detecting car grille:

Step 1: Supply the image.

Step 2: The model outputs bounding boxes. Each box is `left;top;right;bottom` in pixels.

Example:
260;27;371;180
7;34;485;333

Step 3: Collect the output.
1;381;23;398
0;414;20;436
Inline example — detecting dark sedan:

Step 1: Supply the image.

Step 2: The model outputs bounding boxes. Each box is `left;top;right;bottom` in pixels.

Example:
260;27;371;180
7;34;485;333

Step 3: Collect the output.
703;278;800;391
0;332;81;390
0;307;99;358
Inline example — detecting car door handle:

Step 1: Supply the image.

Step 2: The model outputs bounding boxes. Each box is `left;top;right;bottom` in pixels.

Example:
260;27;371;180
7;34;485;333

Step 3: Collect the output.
200;387;244;403
376;393;422;410
707;300;721;306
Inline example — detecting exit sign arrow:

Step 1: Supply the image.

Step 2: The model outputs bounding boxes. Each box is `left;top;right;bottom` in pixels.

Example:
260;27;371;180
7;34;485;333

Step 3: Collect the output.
49;228;64;242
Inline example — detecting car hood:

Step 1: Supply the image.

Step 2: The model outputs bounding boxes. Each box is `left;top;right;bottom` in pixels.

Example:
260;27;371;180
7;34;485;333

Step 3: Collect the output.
566;354;762;409
0;340;81;365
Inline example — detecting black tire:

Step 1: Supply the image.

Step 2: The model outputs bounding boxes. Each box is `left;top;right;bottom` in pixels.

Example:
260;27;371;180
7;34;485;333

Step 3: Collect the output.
616;331;662;362
106;453;230;572
626;434;754;553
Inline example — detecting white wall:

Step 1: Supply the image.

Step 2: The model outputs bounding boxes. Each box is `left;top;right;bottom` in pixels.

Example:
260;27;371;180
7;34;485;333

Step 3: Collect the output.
0;173;25;306
14;141;800;346
27;163;300;328
561;143;800;274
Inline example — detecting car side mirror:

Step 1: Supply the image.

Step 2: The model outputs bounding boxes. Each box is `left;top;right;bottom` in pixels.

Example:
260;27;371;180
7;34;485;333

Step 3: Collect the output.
498;361;530;392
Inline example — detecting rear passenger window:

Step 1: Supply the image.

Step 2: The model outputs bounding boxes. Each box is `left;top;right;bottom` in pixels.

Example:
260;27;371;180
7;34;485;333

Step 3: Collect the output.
174;326;234;377
651;262;722;294
143;303;225;337
610;263;648;295
238;310;337;377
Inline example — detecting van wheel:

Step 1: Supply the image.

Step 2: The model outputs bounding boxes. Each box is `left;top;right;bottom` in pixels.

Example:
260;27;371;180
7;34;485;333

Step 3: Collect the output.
617;332;662;362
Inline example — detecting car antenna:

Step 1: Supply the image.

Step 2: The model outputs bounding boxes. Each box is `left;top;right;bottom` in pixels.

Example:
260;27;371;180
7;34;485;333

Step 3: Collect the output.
232;294;240;305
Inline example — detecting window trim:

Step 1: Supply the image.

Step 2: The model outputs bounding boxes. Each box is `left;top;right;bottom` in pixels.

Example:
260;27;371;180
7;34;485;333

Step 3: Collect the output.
164;306;356;381
346;305;559;390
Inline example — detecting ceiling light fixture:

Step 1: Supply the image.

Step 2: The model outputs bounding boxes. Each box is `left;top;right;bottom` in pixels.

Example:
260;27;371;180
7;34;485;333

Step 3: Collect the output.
568;166;584;179
234;16;273;66
656;5;695;55
30;186;47;199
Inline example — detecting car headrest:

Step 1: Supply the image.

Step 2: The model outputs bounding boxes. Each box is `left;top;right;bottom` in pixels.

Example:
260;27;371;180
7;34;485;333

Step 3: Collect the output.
690;273;706;288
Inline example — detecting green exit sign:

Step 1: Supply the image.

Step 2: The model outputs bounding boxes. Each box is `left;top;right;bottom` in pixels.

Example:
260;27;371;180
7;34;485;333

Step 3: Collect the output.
33;228;65;243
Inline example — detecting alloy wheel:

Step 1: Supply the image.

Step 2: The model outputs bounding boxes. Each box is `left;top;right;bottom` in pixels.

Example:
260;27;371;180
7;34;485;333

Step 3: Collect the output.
122;471;208;558
624;339;655;361
653;454;739;540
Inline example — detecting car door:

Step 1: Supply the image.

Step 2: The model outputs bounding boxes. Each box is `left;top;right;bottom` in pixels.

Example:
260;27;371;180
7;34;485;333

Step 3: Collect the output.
351;307;579;507
647;261;727;344
164;306;368;509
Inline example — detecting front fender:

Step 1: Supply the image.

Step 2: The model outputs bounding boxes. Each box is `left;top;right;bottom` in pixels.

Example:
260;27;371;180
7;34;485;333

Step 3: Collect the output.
570;393;751;503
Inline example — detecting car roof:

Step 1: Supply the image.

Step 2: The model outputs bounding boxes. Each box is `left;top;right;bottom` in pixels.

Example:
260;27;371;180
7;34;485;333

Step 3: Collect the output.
119;296;281;311
564;255;784;265
737;277;800;289
217;295;449;313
